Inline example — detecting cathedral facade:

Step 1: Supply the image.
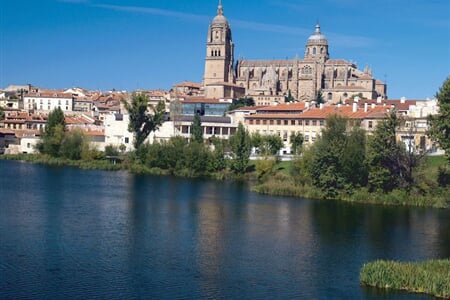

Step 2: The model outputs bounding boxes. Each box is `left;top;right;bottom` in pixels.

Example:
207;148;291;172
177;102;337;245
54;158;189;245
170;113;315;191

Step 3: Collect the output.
203;2;387;103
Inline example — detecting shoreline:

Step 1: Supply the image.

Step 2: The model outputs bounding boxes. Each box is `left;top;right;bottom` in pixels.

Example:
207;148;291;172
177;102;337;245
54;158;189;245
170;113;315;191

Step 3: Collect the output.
1;153;448;209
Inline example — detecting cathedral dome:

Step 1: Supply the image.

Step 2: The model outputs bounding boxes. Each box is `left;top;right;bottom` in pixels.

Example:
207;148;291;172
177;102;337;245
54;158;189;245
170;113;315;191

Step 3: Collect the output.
212;1;228;25
307;24;328;45
212;14;228;25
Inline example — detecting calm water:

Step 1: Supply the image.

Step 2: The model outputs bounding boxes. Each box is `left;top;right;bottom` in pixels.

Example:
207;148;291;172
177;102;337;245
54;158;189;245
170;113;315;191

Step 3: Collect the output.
0;160;449;299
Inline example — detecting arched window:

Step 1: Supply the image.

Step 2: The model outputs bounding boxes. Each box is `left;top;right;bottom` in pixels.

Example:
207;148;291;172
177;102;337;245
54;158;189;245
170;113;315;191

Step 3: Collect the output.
218;50;221;56
343;93;348;98
313;48;316;55
211;50;214;56
320;47;324;54
306;48;310;55
327;93;332;100
214;50;217;56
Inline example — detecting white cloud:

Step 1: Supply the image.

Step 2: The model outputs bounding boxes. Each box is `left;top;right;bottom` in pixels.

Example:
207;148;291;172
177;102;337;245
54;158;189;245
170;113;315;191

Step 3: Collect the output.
92;4;209;23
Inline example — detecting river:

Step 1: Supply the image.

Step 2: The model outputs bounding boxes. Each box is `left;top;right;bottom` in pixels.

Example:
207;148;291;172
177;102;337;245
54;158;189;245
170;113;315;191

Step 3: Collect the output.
0;160;448;299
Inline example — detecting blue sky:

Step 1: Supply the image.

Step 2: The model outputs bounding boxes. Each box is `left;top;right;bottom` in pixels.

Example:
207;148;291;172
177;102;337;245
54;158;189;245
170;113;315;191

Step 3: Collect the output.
1;0;449;99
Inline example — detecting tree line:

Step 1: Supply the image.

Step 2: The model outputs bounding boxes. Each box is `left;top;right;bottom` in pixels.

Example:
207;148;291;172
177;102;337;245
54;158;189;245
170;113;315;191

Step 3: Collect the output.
33;77;450;196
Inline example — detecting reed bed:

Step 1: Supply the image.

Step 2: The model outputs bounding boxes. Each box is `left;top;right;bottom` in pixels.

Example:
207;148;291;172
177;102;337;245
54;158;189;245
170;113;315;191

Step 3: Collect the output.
360;259;450;299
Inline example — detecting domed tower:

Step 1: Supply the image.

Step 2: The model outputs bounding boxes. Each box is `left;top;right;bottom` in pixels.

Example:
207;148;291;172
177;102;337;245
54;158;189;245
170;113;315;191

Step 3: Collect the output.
304;23;329;63
203;1;235;88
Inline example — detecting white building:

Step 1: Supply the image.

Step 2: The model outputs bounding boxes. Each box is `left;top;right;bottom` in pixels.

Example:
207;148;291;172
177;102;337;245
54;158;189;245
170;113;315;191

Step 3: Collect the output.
104;113;135;152
24;92;73;113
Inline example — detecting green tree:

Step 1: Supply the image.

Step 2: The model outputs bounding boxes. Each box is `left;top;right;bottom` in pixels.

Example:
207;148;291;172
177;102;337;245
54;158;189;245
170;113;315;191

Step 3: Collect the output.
350;93;367;100
315;90;325;104
285;90;295;103
251;133;282;156
263;134;283;156
251;132;263;154
308;115;367;198
191;113;203;143
36;107;66;157
228;97;255;111
0;108;5;120
290;132;304;155
46;107;65;136
208;137;226;172
428;76;450;163
122;93;166;152
365;110;412;192
105;144;120;157
229;123;252;173
59;128;89;160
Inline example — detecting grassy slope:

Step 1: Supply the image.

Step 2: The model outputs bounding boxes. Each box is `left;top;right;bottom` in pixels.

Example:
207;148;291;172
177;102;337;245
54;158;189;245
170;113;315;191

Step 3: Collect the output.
253;155;450;208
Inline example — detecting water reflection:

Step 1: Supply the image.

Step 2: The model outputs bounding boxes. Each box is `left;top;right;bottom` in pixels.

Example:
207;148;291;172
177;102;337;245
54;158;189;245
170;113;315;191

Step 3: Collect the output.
0;160;448;300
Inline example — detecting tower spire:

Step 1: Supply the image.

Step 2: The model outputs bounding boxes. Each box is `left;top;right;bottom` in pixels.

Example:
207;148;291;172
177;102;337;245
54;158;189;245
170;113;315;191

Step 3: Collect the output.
217;0;223;15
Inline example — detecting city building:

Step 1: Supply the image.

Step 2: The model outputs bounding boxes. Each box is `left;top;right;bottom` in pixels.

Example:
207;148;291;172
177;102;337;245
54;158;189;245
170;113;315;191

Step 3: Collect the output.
24;92;74;113
202;2;387;103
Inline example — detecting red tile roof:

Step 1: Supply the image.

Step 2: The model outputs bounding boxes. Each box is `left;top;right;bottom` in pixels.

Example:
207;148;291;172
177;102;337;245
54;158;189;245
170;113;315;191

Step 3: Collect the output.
256;102;306;112
25;92;73;99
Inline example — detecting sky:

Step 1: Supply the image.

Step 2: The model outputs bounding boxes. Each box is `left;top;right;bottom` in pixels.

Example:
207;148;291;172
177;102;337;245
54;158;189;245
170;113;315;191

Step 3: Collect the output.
1;0;449;99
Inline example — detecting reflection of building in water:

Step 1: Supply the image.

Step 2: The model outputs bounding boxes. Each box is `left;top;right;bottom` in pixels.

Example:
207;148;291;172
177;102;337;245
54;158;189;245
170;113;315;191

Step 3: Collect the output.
195;197;226;295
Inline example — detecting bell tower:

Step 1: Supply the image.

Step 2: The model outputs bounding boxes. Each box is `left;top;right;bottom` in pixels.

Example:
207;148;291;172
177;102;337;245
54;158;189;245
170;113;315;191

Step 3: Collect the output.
203;1;235;93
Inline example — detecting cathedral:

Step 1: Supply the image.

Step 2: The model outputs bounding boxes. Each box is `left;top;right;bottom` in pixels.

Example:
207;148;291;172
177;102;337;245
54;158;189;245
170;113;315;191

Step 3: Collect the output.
203;1;387;103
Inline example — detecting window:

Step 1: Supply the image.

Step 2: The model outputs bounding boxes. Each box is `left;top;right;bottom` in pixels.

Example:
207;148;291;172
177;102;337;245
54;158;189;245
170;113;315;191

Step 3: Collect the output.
249;120;254;125
328;93;333;100
298;119;303;126
312;120;317;126
305;120;310;126
302;66;312;75
320;120;324;126
262;120;267;125
284;120;289;125
277;120;281;125
368;121;373;129
291;120;296;125
125;137;129;144
255;120;260;125
269;120;274;125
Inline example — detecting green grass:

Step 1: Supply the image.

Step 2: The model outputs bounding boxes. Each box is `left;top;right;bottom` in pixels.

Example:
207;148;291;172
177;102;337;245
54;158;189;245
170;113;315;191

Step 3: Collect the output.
360;259;450;299
1;153;124;171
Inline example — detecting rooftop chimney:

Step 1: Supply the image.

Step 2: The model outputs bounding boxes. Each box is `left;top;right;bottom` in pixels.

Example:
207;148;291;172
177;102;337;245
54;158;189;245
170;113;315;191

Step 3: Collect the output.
376;96;382;103
400;96;406;104
352;102;358;113
364;103;368;113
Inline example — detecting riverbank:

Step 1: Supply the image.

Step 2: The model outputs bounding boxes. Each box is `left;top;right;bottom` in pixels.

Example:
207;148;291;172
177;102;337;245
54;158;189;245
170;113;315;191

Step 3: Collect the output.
253;171;449;209
360;259;450;299
253;155;450;209
1;153;449;208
